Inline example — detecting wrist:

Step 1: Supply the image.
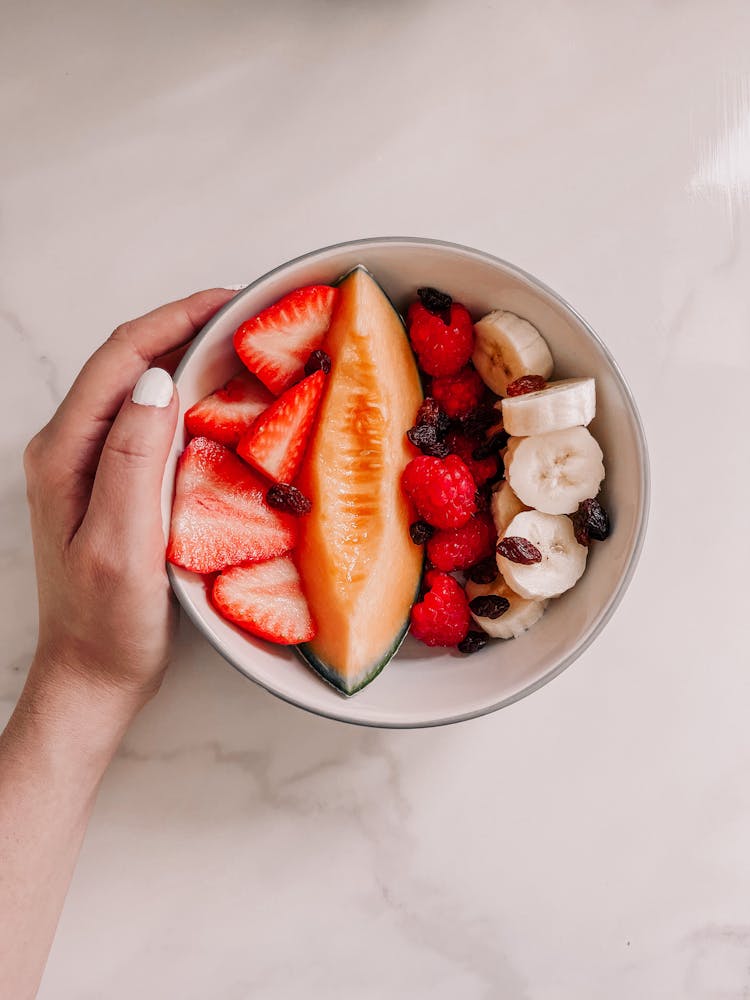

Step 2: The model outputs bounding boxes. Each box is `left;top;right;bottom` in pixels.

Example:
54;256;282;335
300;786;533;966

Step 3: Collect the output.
11;654;146;772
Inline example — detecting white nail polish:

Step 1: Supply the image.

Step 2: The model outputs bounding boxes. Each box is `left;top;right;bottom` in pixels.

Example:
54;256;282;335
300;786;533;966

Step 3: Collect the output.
132;368;174;408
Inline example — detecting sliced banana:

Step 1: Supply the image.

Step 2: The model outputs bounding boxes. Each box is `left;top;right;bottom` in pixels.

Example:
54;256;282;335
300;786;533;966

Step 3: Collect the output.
466;573;548;639
506;426;604;515
502;377;596;437
497;510;587;600
472;310;554;397
490;480;528;537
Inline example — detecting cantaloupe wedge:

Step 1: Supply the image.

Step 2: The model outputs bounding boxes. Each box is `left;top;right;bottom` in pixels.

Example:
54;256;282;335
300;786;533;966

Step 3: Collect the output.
296;267;423;695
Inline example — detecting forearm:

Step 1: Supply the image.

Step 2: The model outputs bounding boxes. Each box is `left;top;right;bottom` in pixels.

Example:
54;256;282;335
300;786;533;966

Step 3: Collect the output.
0;658;141;1000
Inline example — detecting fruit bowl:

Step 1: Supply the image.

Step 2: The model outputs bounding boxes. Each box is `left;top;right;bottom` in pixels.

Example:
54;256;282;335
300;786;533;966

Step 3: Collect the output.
161;238;649;728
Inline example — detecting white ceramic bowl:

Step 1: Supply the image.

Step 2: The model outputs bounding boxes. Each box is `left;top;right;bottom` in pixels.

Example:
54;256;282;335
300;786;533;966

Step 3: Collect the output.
162;238;649;728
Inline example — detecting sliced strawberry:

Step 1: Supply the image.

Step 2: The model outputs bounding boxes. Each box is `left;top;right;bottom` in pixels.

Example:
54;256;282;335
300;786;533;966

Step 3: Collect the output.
212;556;316;645
233;285;339;395
167;437;296;573
184;372;274;447
237;370;326;483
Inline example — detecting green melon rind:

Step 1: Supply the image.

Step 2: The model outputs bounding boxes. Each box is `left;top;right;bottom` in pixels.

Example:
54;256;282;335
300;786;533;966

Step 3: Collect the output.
294;266;424;697
296;565;423;697
296;615;408;698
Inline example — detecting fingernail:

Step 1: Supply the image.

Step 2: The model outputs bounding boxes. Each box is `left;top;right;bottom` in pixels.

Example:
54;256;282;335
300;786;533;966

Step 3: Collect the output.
132;368;174;408
224;283;248;291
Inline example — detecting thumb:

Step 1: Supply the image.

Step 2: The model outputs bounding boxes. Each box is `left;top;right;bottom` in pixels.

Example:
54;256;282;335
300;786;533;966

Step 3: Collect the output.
80;368;178;557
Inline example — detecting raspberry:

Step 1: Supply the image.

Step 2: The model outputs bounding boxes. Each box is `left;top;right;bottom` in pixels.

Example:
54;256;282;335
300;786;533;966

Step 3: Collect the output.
401;454;477;530
407;301;474;377
426;512;496;572
430;367;485;419
445;430;499;487
410;570;471;647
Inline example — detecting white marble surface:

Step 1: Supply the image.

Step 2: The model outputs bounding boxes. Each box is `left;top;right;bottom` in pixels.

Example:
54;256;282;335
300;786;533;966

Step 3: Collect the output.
2;1;750;996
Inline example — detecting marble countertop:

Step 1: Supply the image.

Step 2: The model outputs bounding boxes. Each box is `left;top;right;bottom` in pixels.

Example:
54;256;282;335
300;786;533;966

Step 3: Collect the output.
3;2;750;996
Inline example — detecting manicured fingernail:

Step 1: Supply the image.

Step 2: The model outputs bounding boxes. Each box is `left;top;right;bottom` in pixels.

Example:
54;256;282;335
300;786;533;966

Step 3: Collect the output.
132;368;174;408
224;283;248;291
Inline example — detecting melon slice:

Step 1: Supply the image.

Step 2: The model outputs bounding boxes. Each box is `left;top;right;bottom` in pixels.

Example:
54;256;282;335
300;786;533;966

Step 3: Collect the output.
296;267;423;695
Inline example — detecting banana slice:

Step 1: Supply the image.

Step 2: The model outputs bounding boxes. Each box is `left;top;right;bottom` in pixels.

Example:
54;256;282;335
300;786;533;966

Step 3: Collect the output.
502;378;596;437
490;480;528;536
497;510;587;600
466;573;548;639
472;310;554;397
506;426;604;515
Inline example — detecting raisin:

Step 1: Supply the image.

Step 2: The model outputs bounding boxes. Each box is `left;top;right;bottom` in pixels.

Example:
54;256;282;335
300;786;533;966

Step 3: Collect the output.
473;431;508;461
497;536;542;564
407;423;450;457
417;286;453;321
461;402;497;439
266;483;312;516
416;397;451;435
506;374;547;396
458;630;489;655
467;558;499;584
571;498;610;546
409;520;435;545
304;349;332;375
468;595;510;619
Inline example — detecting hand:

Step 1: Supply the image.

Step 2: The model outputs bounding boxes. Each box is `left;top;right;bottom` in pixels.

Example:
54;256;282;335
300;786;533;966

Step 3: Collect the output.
22;288;236;713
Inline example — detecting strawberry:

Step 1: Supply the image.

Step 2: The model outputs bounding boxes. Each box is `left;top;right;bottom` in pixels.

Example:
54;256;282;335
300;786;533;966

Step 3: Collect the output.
212;556;316;645
167;437;296;573
184;372;274;447
237;370;326;483
234;285;339;395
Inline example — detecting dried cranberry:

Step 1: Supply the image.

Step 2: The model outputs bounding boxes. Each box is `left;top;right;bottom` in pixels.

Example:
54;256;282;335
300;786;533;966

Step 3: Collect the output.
571;498;610;546
417;286;453;321
468;595;510;619
304;349;332;375
266;483;312;516
506;375;547;396
458;630;488;655
407;423;450;457
467;558;499;584
497;536;542;564
409;520;435;545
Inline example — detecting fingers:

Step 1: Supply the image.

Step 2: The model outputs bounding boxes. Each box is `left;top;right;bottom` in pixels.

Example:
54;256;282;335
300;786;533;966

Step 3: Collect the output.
77;369;178;563
35;288;235;538
152;342;192;377
51;288;235;449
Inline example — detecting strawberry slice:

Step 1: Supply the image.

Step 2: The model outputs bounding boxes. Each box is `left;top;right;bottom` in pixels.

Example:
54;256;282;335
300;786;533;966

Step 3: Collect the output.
212;556;316;644
184;372;274;447
237;370;326;483
233;285;339;395
167;437;296;573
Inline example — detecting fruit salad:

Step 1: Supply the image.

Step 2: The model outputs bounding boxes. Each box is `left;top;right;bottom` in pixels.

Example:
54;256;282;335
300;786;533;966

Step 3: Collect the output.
168;269;610;696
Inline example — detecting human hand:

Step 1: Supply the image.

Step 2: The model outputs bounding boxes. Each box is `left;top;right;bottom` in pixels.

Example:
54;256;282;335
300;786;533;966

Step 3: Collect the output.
22;288;236;716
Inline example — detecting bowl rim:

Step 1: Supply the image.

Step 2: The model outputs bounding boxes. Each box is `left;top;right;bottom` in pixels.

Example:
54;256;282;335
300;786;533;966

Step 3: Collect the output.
168;236;651;729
